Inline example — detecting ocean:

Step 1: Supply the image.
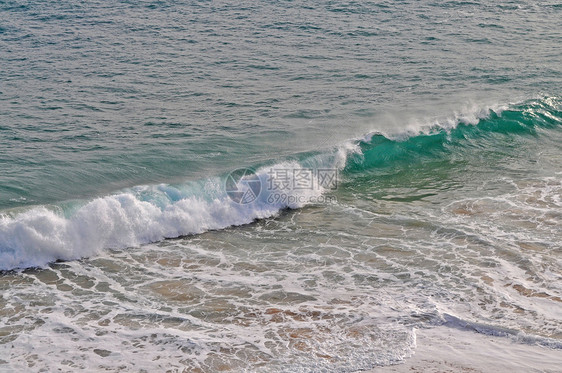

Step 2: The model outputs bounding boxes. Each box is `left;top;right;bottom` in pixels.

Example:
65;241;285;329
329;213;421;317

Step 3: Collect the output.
0;0;561;371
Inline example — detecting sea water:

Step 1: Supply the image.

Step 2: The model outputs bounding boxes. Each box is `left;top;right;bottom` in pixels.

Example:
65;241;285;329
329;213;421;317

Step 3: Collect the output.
0;1;561;371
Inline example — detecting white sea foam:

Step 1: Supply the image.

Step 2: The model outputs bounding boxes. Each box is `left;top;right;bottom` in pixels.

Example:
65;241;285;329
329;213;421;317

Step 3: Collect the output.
359;100;516;145
0;156;345;270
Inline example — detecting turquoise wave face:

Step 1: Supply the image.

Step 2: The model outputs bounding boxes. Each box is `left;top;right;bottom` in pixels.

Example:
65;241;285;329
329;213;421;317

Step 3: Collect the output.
344;97;561;174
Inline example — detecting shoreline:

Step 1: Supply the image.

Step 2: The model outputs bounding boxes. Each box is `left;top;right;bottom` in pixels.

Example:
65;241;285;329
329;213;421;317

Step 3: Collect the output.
368;326;561;373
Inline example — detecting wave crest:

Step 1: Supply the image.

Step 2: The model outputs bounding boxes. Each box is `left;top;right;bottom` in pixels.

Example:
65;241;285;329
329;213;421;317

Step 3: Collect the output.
1;97;560;270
